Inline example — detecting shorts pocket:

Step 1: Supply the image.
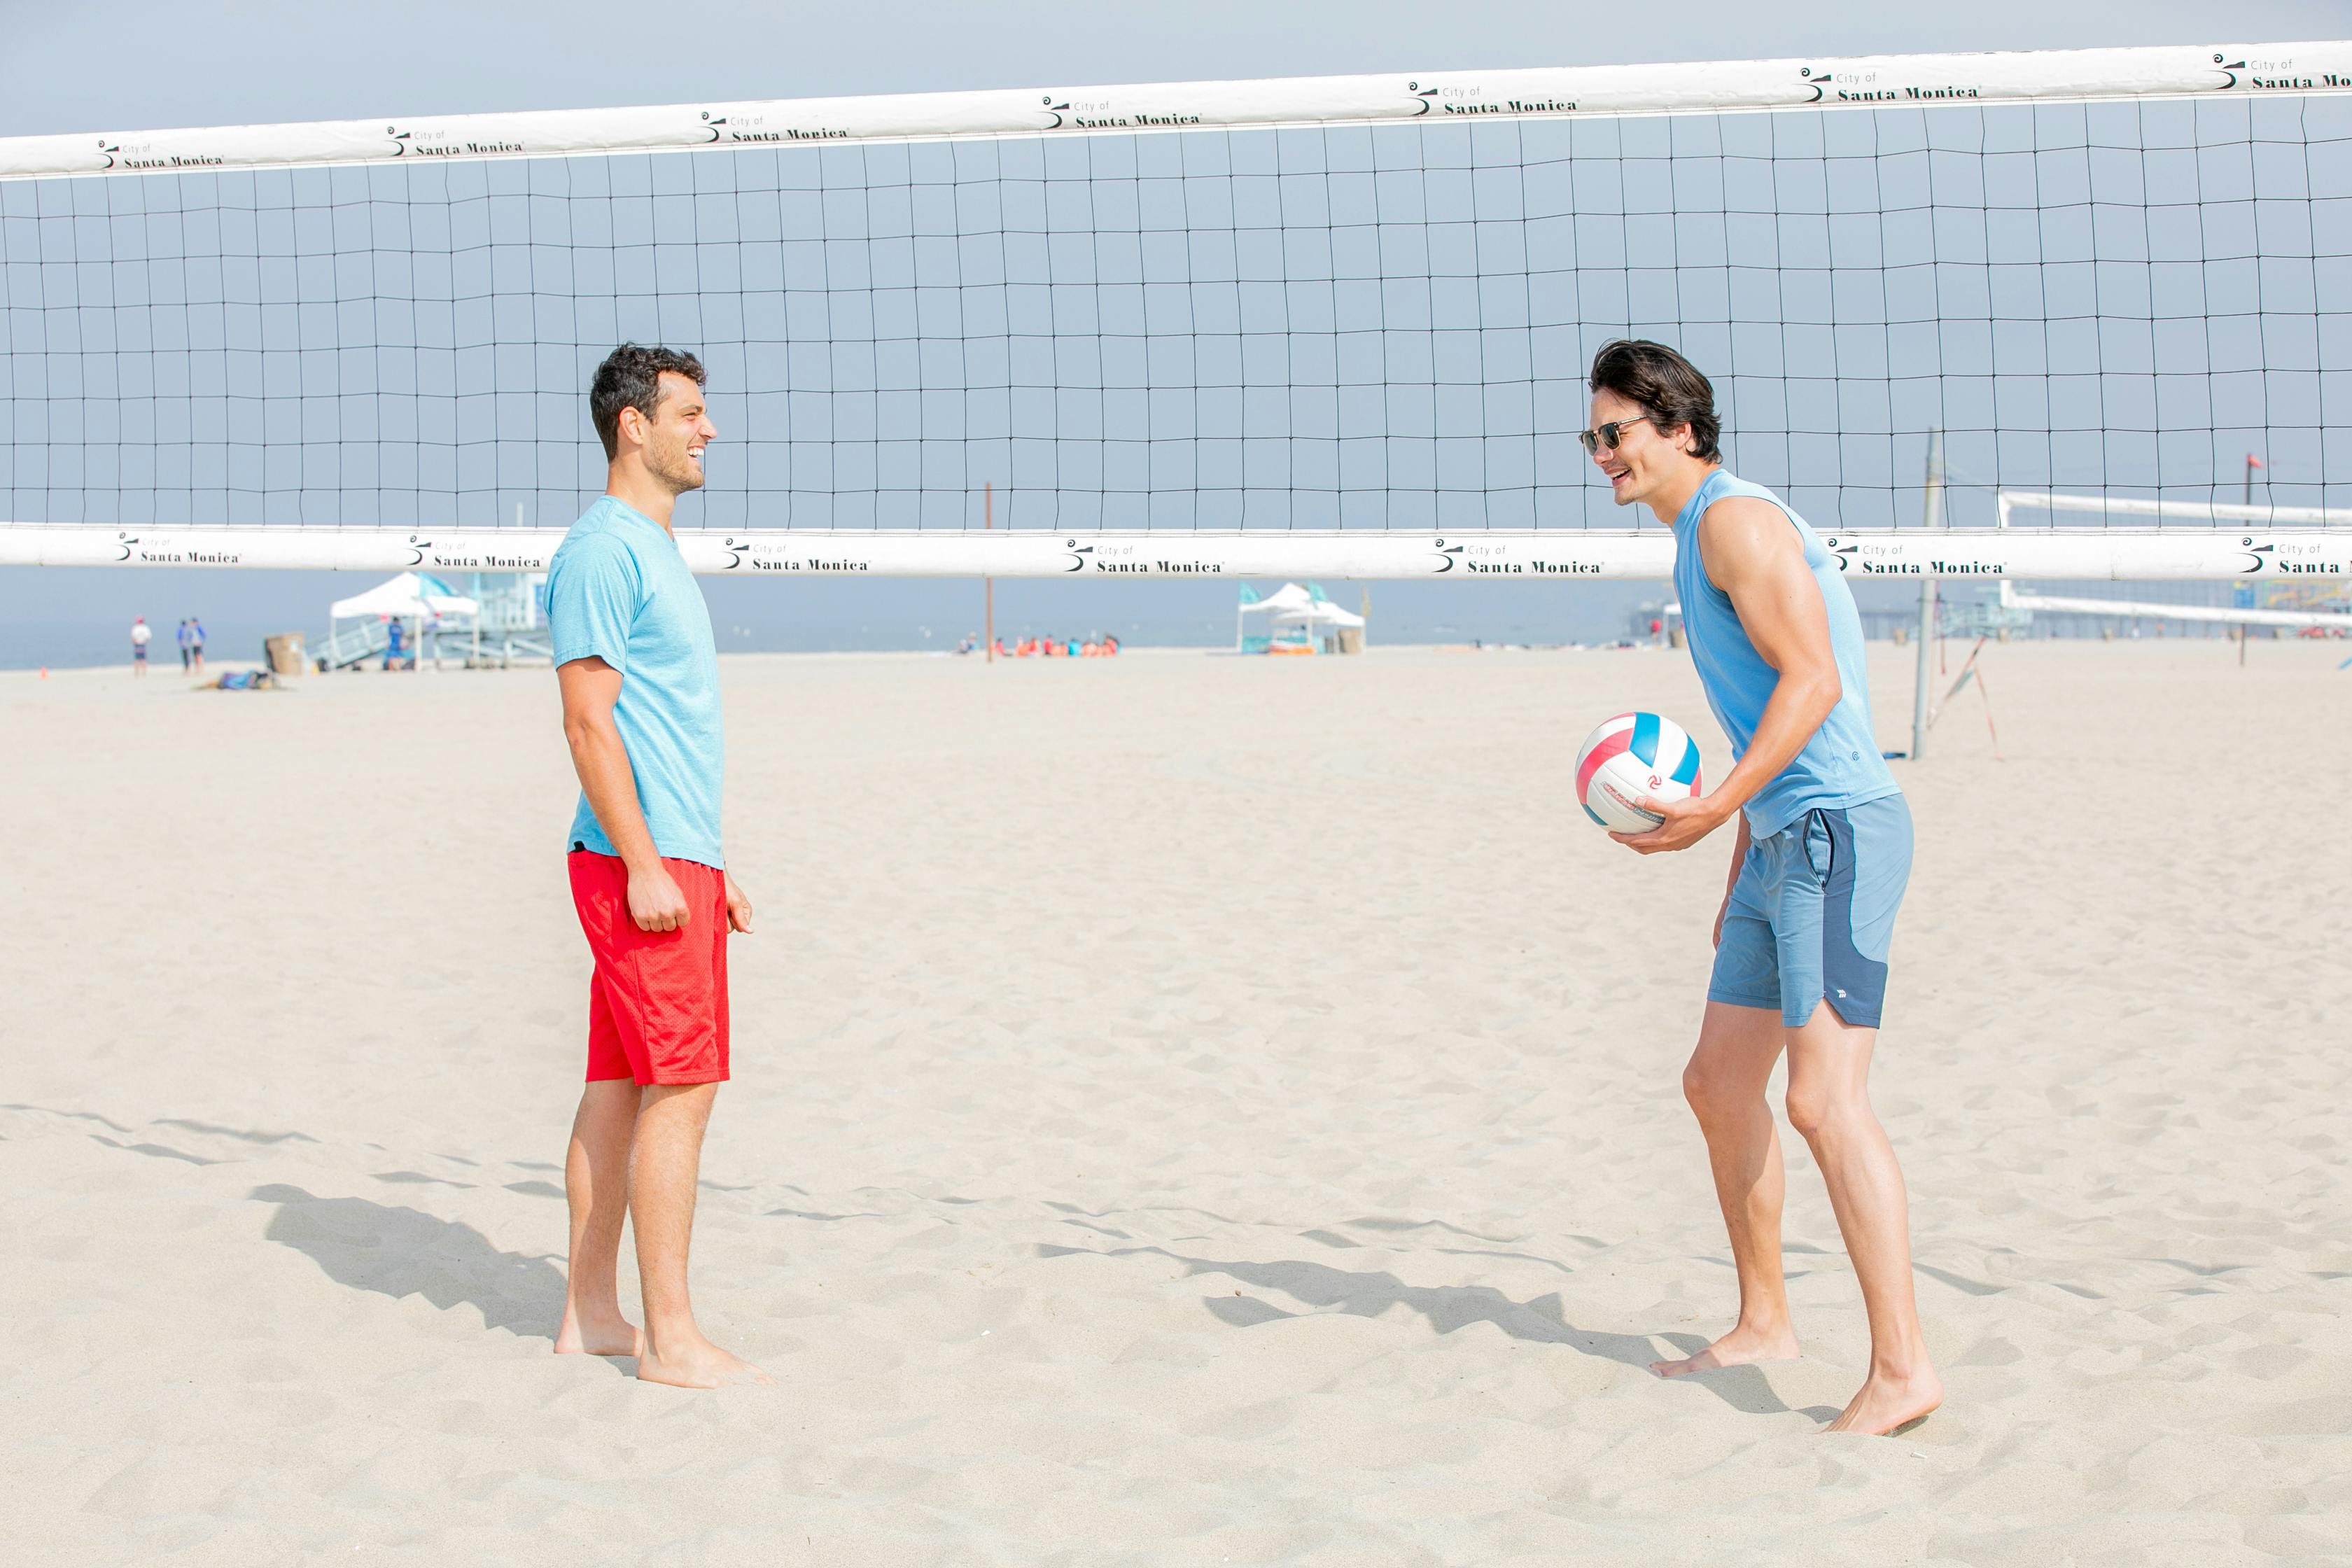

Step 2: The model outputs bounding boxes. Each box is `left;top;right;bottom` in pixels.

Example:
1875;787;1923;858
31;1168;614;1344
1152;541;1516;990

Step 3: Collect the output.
1800;811;1835;885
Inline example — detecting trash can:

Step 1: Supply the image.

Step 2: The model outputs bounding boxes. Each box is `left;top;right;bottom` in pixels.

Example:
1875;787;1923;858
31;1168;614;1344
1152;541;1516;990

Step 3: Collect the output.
264;633;308;676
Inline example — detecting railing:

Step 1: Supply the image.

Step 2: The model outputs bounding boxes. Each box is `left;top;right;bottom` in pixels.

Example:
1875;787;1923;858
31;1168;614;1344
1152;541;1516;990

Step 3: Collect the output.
314;620;388;670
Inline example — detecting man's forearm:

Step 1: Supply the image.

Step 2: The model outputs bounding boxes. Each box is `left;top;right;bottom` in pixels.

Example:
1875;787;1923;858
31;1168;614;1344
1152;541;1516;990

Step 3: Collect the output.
566;718;662;871
1703;668;1838;821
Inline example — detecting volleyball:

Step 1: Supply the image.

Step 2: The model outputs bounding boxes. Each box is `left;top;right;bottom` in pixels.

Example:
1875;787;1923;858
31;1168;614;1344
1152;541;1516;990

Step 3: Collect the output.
1576;712;1703;834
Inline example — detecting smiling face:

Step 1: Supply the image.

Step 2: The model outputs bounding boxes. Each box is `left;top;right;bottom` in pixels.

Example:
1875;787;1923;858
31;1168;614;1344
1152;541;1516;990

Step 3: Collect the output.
1588;387;1697;510
624;370;715;496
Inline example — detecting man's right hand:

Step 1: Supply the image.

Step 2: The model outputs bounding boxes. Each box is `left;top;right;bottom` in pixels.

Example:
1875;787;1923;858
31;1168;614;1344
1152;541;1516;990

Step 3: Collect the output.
628;862;692;932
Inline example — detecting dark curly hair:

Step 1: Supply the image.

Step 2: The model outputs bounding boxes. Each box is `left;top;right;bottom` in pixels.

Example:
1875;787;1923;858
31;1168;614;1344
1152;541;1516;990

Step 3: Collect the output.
1588;338;1722;463
589;343;707;461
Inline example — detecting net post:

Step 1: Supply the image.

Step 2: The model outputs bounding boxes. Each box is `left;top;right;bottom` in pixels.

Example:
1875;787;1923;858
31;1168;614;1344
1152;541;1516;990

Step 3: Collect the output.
2241;456;2258;668
1910;430;1944;762
984;482;994;665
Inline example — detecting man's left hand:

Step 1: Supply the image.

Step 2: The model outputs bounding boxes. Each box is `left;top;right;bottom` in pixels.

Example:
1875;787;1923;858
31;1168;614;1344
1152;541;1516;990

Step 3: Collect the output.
724;874;755;934
1609;792;1730;855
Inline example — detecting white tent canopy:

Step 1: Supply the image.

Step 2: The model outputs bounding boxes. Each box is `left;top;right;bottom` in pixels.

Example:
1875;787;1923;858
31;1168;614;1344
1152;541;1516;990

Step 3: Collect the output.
1270;598;1364;631
329;571;477;620
1238;582;1316;617
1240;581;1363;626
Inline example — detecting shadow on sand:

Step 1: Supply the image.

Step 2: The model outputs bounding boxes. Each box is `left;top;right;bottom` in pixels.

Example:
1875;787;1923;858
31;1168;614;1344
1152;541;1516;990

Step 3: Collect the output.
251;1183;566;1342
1040;1242;1815;1417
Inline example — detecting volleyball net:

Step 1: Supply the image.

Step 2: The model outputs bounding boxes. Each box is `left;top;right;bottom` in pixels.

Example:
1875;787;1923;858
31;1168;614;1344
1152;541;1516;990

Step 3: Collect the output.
2;43;2349;580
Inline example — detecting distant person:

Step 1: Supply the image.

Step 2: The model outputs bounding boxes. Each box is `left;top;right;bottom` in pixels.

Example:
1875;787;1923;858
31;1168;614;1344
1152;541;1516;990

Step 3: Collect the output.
546;343;765;1390
189;617;206;673
130;616;150;676
176;619;193;672
1586;337;1935;1437
382;617;407;671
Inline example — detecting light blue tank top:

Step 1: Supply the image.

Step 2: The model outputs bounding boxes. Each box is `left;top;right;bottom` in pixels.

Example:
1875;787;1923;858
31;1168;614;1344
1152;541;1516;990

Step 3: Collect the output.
1672;468;1899;837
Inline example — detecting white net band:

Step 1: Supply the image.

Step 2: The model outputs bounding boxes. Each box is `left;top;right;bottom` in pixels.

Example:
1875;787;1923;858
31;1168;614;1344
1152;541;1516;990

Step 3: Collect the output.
4;45;2344;181
3;524;2340;578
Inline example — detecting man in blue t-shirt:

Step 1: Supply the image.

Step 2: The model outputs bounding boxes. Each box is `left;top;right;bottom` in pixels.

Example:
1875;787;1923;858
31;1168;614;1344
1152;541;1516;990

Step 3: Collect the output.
1586;338;1940;1438
544;343;766;1390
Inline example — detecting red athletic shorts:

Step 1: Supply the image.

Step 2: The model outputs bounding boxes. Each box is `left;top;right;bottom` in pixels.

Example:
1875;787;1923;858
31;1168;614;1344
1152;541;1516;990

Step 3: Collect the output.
568;849;730;1086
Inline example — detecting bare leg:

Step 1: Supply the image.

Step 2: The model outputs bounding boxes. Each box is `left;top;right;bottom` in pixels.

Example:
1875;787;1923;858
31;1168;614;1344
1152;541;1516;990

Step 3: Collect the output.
554;1078;644;1357
1653;1001;1802;1377
629;1083;769;1388
1782;1004;1942;1435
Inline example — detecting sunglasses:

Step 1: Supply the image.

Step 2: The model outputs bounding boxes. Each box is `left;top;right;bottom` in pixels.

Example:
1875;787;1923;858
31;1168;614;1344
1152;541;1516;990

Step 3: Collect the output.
1578;415;1652;456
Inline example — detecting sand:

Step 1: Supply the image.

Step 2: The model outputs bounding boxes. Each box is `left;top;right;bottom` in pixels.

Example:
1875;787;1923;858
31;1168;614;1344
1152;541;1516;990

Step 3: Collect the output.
2;636;2347;1565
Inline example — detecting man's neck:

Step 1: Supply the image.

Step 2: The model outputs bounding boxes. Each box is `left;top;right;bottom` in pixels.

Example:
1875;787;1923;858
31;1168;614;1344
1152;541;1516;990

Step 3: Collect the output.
604;465;679;533
1644;460;1723;528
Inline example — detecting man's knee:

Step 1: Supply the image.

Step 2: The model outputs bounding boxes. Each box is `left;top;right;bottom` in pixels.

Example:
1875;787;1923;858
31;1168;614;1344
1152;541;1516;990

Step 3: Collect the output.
1683;1059;1760;1125
640;1081;719;1129
1783;1081;1868;1142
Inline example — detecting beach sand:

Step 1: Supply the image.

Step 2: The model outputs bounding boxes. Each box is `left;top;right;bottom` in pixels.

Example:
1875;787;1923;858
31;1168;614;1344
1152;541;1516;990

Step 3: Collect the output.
3;637;2347;1565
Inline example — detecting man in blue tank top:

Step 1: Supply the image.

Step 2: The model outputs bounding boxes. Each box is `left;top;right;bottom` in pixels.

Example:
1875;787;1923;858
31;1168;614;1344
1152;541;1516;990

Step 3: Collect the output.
1586;339;1940;1436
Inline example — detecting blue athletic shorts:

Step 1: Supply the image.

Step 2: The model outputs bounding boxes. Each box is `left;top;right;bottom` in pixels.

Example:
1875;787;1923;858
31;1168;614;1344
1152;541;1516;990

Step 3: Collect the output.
1709;795;1912;1029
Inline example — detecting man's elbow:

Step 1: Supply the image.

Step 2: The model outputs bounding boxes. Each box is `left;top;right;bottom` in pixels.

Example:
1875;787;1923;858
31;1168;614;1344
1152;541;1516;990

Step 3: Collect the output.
562;710;610;755
1802;666;1844;724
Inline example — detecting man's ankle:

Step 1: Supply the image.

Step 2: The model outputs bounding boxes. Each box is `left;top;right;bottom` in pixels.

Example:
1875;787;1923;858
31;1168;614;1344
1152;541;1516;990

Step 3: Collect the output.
641;1320;704;1354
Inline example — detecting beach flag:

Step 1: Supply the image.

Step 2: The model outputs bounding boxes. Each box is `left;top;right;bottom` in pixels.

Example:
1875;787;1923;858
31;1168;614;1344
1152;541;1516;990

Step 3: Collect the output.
1237;583;1260;607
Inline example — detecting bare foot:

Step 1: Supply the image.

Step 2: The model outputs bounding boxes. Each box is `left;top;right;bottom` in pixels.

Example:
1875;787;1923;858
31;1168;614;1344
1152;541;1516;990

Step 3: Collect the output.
636;1333;772;1390
1651;1322;1800;1378
1821;1367;1942;1436
554;1307;644;1359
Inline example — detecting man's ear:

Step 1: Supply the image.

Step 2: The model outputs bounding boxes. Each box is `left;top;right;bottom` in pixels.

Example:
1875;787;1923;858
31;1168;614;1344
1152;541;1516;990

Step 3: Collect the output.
615;403;645;451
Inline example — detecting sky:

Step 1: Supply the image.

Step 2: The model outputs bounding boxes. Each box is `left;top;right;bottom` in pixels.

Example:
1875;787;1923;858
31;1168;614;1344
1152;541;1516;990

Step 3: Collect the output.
2;0;2344;667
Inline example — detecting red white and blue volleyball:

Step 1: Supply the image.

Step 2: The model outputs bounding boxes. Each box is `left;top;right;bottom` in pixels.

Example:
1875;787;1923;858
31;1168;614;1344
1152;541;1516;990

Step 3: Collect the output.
1575;712;1703;834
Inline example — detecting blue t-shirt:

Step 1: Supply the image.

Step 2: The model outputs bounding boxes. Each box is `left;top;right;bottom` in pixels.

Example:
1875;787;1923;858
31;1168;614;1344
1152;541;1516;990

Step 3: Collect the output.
545;496;726;869
1672;468;1899;838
